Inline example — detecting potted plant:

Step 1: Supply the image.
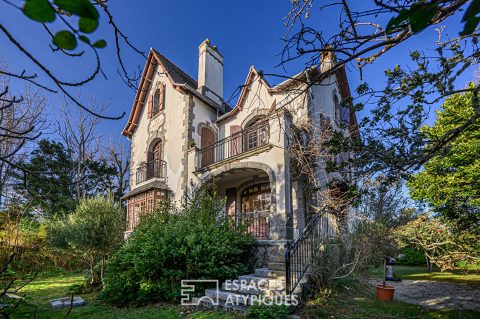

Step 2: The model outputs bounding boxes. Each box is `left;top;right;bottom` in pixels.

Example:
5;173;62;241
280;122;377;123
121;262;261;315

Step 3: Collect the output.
375;259;395;301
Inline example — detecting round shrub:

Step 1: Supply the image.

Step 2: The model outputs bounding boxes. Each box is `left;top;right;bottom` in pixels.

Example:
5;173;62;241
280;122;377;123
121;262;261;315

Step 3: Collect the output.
101;193;255;305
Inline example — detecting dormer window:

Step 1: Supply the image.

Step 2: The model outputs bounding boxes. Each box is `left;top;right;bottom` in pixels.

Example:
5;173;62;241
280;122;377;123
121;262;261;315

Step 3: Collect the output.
148;82;165;118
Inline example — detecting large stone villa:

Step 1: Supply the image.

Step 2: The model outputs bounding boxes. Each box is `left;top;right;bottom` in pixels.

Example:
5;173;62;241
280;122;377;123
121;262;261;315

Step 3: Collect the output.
121;39;357;272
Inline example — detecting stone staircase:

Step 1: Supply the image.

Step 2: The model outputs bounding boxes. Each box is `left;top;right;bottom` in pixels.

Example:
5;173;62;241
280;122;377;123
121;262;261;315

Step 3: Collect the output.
193;256;307;312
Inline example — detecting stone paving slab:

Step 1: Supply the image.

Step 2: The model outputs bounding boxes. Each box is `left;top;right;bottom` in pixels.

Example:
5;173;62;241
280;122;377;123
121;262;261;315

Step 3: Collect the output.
50;296;85;309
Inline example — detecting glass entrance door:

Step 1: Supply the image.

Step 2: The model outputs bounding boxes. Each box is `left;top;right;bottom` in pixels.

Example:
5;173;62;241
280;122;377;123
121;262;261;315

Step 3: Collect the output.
240;183;271;238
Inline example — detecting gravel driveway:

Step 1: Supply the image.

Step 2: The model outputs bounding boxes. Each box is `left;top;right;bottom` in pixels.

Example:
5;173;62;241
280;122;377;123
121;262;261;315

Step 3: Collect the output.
368;278;480;311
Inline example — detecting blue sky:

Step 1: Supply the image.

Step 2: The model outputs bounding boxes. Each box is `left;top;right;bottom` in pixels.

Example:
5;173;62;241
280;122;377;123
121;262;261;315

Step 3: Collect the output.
0;1;475;141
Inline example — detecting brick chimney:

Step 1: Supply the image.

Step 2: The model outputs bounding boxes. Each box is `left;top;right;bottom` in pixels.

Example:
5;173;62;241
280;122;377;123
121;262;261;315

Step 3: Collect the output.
198;39;224;105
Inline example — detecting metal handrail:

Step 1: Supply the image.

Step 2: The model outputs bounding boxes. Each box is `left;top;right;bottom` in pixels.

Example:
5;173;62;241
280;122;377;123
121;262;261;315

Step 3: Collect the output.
197;120;270;169
285;211;333;295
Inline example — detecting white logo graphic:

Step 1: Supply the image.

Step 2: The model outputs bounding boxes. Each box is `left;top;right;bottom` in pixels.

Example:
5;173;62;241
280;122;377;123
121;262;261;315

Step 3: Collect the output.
181;279;299;307
181;280;219;306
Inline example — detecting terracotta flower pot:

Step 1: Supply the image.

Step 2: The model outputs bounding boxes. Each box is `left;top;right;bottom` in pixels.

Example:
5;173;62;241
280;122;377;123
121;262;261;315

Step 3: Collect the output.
375;284;395;301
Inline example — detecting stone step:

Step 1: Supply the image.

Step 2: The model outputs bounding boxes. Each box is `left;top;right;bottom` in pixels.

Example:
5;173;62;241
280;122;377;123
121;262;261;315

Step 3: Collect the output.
238;275;285;291
205;288;252;305
222;282;263;295
194;297;248;312
255;268;286;279
222;281;288;297
196;292;298;310
268;262;313;274
270;255;285;263
268;262;286;271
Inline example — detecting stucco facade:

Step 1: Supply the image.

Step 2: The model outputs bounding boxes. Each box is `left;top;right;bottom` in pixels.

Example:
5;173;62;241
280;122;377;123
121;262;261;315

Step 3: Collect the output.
121;40;356;258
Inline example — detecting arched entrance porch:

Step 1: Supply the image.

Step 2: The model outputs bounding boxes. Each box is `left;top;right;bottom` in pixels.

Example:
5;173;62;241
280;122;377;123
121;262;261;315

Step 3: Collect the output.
199;162;285;240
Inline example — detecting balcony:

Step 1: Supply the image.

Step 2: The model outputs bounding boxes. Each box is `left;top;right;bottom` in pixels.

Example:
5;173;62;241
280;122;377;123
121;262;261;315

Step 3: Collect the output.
136;159;167;184
196;120;270;169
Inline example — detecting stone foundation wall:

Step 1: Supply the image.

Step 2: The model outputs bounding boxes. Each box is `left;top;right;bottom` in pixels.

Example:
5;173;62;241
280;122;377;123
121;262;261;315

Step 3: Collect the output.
253;239;289;267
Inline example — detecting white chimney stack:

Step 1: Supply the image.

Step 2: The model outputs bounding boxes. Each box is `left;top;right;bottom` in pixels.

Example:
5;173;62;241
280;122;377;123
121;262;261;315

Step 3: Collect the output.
198;39;223;105
320;45;336;73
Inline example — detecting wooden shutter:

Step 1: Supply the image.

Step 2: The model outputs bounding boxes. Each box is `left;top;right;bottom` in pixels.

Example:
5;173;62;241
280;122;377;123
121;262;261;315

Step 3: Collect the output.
159;83;165;111
335;67;355;133
147;150;153;162
153;140;162;162
147;94;153;118
201;127;215;167
146;150;153;179
229;125;242;157
225;187;236;219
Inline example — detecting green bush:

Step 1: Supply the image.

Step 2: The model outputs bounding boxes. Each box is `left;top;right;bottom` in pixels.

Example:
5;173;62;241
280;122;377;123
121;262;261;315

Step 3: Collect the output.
397;247;426;266
48;195;125;285
247;303;290;319
101;191;255;305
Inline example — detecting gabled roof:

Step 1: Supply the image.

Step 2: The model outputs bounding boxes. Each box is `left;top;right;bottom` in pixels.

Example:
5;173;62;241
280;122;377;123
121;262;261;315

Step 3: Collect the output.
216;66;314;122
122;48;357;138
228;67;271;112
216;65;358;138
123;49;222;137
152;49;197;89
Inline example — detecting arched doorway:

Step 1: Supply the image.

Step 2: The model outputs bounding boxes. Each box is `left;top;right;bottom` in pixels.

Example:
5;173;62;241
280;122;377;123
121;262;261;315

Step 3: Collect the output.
200;162;277;239
240;182;271;239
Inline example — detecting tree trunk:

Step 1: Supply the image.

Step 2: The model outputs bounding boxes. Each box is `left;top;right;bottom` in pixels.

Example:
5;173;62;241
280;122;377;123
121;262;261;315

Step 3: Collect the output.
90;261;95;285
100;255;105;286
425;255;432;272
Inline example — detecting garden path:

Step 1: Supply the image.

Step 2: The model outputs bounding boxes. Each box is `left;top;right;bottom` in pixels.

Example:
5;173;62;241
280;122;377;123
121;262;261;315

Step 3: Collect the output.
368;278;480;311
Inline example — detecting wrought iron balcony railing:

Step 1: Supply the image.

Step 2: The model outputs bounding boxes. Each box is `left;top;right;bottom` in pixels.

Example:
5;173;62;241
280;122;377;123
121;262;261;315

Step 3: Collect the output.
135;159;167;184
197;120;270;169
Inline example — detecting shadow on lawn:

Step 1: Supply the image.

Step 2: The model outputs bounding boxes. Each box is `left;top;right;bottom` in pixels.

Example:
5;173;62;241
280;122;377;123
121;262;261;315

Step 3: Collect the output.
6;273;240;319
15;274;85;304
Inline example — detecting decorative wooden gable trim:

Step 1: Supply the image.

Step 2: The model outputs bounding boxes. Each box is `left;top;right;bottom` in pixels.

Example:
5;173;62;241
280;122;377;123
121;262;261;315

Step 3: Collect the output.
123;50;158;136
216;67;273;123
123;50;187;136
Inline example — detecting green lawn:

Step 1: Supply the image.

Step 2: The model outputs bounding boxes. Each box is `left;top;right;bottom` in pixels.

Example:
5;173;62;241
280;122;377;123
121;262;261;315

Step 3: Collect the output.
5;268;480;319
368;265;480;285
4;272;239;319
